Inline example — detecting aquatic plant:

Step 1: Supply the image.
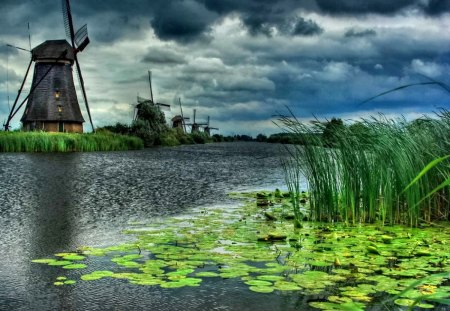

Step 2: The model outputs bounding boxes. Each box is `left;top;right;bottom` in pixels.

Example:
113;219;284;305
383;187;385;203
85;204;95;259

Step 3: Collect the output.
31;191;450;310
278;111;450;226
0;131;144;152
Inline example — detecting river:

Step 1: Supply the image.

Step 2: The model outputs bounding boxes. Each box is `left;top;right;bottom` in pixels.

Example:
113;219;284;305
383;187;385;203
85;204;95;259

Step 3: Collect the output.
0;142;315;311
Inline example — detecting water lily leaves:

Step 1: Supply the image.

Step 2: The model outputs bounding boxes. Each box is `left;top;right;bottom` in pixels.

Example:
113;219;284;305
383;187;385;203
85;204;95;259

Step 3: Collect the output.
394;298;434;309
244;280;273;287
248;286;274;293
62;263;87;269
62;254;85;261
81;271;114;281
160;278;202;288
64;280;76;285
256;275;285;282
29;191;450;310
309;301;365;311
273;281;301;291
48;260;73;266
56;276;67;281
195;271;219;277
32;258;57;264
53;282;65;286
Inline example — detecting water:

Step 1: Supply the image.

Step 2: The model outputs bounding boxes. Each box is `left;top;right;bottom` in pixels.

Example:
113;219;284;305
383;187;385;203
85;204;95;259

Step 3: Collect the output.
0;142;313;311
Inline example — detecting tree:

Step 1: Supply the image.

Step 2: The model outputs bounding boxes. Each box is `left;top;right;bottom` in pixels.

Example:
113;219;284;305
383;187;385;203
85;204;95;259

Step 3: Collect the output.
322;118;345;147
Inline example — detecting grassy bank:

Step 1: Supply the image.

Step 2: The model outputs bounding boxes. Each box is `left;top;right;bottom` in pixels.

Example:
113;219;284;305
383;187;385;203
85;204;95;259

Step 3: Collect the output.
0;131;144;152
279;111;450;227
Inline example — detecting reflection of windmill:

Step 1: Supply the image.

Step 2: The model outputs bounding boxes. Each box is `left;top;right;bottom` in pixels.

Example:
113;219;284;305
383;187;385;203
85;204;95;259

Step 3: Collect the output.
171;97;189;133
134;71;170;121
4;0;94;133
204;116;219;135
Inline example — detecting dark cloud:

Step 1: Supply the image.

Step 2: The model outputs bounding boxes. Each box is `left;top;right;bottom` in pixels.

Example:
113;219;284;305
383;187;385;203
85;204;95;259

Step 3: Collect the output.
150;0;217;42
421;0;450;15
141;47;186;64
316;0;415;14
345;28;377;38
292;17;323;36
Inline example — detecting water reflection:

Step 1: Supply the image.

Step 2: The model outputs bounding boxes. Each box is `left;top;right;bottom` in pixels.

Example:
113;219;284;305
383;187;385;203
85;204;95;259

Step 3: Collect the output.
0;142;295;310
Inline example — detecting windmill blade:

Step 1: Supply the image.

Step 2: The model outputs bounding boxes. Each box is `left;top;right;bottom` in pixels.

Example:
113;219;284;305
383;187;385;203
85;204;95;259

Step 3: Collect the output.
74;56;95;132
75;24;90;52
156;103;171;111
61;0;72;42
62;0;76;48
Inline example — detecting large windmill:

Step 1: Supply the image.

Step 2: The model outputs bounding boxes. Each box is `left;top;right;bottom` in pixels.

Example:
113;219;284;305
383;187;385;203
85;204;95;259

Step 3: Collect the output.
3;0;94;133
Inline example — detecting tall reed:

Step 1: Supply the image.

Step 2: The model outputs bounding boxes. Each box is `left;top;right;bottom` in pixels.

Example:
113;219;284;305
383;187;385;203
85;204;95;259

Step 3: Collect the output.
0;131;144;152
279;111;450;226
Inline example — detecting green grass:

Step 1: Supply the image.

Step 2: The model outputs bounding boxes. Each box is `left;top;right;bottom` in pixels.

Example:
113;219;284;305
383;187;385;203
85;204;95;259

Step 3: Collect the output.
0;131;144;152
278;111;450;226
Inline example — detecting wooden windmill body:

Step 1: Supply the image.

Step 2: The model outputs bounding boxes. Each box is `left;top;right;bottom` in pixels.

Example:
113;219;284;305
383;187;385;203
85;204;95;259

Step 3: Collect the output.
3;0;94;133
21;40;84;132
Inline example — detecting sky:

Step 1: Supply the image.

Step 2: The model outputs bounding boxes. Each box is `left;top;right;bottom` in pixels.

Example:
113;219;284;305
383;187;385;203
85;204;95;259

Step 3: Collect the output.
1;0;450;135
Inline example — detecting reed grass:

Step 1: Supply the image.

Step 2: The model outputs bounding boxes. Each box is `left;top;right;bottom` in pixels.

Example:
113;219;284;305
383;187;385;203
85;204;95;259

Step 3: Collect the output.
279;110;450;226
0;131;144;152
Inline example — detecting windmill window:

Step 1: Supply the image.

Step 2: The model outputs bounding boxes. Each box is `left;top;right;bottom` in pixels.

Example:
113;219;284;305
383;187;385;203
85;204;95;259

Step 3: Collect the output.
57;105;63;113
55;90;61;100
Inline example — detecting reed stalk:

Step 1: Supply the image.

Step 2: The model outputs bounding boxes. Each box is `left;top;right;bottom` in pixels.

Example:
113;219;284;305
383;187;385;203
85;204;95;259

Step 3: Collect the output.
278;111;450;226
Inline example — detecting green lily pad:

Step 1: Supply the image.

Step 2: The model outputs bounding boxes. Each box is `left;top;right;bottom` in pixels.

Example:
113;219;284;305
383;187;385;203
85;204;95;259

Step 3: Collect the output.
53;282;65;286
62;254;85;261
64;280;76;285
62;263;87;270
195;272;219;277
248;286;274;293
31;258;57;264
48;260;72;266
245;280;273;287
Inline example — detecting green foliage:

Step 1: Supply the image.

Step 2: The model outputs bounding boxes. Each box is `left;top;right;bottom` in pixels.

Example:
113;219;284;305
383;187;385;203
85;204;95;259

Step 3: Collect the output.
322;118;345;147
278;111;450;226
131;103;168;147
0;131;144;152
97;122;131;135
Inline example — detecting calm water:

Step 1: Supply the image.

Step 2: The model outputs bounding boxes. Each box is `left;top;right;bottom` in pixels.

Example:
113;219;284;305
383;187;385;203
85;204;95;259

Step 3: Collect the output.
0;142;317;311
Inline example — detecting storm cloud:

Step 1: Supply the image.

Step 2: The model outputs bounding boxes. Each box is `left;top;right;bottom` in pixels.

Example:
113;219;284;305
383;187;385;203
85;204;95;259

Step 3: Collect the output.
1;0;450;134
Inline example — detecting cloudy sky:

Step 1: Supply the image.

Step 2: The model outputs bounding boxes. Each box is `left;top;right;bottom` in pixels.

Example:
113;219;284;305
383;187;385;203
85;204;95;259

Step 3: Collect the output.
1;0;450;135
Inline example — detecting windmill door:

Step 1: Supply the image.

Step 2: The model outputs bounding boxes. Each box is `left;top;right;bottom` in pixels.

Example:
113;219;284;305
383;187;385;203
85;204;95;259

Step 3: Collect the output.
59;122;64;132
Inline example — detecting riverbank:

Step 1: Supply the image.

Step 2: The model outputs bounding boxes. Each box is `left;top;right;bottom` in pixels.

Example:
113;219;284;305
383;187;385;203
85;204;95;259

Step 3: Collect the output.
0;131;144;152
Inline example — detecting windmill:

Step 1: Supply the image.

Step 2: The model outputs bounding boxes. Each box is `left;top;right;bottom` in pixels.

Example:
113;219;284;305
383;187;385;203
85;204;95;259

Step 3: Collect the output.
171;97;189;133
203;116;219;135
3;0;94;133
189;109;209;134
134;71;170;121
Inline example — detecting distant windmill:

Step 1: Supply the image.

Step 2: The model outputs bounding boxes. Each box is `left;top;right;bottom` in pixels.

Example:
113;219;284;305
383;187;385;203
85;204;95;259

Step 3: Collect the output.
3;0;94;133
171;97;189;133
134;71;170;121
188;109;209;134
204;116;219;135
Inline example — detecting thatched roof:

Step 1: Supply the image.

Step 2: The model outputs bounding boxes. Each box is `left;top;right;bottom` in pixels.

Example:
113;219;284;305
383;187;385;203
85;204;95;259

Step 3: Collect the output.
21;61;84;123
32;40;75;63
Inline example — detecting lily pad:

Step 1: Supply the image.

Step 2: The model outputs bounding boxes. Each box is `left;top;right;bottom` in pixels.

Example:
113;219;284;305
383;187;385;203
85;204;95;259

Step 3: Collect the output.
248;286;274;293
62;263;87;270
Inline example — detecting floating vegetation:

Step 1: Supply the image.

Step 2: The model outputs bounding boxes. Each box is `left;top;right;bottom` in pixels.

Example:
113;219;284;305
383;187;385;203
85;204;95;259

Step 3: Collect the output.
32;191;450;309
